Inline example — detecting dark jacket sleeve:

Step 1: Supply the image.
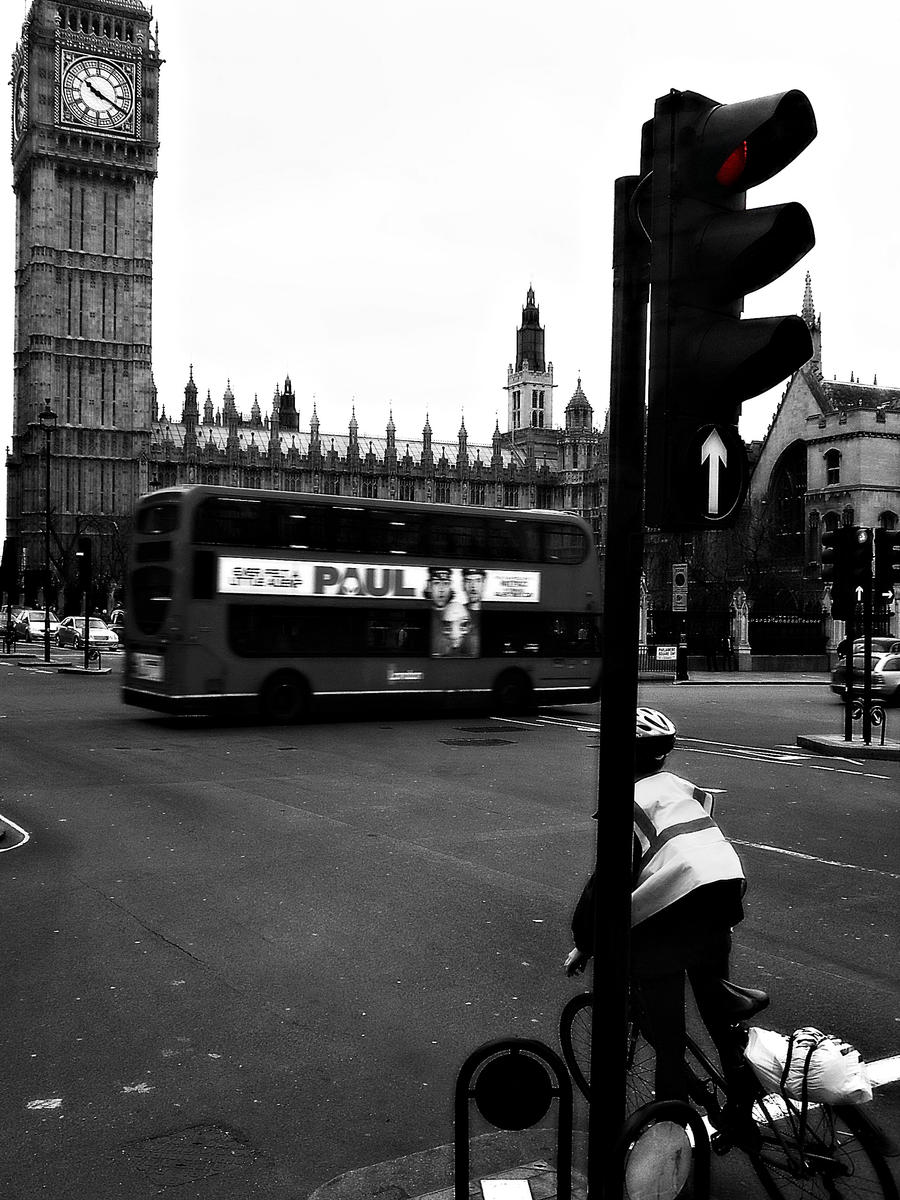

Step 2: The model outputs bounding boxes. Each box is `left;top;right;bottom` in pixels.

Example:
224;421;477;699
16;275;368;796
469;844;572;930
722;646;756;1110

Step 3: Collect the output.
571;873;595;954
572;835;643;955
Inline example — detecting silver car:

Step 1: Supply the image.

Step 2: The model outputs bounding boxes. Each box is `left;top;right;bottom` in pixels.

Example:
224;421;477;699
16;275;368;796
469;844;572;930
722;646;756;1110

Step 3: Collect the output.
56;616;120;650
831;645;900;703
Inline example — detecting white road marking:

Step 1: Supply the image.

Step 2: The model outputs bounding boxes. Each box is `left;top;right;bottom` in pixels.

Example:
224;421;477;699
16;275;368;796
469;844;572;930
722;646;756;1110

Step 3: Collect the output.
525;719;891;778
26;1098;62;1110
730;838;900;881
0;812;30;853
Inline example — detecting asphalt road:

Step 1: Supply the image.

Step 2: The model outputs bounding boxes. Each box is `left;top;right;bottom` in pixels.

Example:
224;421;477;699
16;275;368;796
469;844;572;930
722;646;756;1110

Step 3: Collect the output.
0;659;897;1198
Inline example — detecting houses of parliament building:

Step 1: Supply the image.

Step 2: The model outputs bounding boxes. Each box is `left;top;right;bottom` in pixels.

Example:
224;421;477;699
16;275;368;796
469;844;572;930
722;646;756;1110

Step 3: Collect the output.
3;0;606;606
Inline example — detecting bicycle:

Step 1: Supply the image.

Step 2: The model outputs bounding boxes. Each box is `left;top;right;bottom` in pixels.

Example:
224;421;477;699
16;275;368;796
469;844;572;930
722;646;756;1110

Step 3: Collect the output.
560;979;898;1200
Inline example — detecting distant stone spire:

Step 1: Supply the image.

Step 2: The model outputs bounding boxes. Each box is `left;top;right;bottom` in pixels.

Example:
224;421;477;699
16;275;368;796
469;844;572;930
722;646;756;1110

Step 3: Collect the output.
801;271;822;371
278;375;299;431
182;364;199;427
203;389;214;424
516;285;545;372
802;271;815;326
223;378;238;426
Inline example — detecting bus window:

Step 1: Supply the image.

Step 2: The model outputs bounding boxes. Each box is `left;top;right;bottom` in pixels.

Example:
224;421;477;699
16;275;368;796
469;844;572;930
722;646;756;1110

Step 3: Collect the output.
364;611;429;654
136;502;180;535
131;565;173;635
484;518;540;563
426;514;487;559
366;510;423;556
543;522;588;564
194;496;274;546
330;506;368;554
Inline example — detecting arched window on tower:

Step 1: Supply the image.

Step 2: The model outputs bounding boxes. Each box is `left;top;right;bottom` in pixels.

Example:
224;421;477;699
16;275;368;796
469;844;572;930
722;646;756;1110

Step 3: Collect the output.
878;511;897;531
824;449;841;485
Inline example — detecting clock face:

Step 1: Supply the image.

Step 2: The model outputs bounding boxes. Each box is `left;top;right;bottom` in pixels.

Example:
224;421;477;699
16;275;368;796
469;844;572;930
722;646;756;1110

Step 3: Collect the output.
13;66;27;141
60;55;136;133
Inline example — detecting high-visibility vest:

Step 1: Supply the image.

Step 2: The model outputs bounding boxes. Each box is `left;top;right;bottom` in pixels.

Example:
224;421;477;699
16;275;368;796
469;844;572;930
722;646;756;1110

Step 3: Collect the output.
632;771;744;927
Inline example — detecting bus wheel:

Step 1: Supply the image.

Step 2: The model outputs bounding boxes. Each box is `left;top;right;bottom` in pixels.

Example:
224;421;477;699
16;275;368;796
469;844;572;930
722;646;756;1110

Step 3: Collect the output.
492;669;534;715
260;671;310;724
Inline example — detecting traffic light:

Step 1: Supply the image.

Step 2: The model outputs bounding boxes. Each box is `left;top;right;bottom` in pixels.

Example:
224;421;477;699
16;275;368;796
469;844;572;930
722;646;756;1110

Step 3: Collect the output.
645;89;817;530
874;527;900;600
75;536;92;595
821;526;872;621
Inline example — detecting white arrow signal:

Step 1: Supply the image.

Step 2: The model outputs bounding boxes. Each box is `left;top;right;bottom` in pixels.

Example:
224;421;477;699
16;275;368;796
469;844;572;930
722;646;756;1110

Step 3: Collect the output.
701;428;728;516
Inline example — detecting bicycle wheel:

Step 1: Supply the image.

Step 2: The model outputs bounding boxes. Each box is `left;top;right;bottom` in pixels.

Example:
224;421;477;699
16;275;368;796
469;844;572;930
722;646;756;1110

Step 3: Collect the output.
559;993;657;1114
751;1096;897;1200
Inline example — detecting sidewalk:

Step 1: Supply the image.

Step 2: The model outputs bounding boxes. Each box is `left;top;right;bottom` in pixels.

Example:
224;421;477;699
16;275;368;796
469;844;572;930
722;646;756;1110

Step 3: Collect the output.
671;670;831;685
307;1131;587;1200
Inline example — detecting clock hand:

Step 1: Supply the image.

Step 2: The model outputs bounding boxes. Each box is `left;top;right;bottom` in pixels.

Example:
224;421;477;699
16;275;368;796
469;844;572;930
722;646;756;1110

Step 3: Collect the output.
85;79;124;111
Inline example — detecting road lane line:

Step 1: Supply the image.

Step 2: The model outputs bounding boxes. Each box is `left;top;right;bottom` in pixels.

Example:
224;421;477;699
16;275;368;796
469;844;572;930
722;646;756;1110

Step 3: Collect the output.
730;838;900;881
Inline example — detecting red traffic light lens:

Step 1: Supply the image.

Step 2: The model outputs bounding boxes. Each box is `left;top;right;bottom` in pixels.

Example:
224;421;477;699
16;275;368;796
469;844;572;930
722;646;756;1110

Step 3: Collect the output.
716;141;747;186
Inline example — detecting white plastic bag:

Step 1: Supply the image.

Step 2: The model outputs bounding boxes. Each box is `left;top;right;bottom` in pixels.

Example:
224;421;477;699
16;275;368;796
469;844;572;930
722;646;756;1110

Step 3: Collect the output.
783;1027;873;1106
744;1026;873;1106
744;1026;792;1093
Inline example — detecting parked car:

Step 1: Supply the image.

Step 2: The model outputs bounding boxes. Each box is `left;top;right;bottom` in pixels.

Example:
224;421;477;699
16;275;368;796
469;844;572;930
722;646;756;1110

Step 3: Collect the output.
835;636;900;660
15;608;61;642
831;646;900;702
56;616;119;650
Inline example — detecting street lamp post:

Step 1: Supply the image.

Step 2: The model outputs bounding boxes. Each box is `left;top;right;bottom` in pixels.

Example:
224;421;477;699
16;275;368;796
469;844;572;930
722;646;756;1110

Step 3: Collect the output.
38;402;58;664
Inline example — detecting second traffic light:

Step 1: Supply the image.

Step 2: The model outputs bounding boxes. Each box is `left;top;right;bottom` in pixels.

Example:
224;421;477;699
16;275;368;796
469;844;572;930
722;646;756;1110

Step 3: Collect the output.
821;526;872;621
645;89;817;530
874;527;900;601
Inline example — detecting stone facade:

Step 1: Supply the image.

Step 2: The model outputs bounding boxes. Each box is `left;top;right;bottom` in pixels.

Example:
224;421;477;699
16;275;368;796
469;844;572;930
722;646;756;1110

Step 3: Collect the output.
5;0;160;602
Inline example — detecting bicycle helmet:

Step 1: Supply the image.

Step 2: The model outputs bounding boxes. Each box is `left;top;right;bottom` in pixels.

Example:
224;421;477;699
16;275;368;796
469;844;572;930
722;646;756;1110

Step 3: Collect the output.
635;707;676;758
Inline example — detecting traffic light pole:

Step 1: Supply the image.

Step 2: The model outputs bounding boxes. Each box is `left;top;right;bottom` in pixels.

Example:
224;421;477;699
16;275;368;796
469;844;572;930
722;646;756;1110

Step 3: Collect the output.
862;581;873;745
843;607;855;743
589;173;649;1200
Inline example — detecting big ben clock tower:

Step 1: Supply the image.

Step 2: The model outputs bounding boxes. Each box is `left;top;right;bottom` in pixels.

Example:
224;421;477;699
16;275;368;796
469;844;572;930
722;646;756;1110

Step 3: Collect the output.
6;0;160;603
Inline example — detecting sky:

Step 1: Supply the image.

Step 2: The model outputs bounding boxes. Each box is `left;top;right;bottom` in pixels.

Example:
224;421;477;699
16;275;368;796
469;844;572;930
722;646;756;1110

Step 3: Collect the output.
2;0;898;531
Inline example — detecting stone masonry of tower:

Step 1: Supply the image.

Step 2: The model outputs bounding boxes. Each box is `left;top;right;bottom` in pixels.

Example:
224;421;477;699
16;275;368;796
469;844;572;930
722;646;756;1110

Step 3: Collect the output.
5;0;160;606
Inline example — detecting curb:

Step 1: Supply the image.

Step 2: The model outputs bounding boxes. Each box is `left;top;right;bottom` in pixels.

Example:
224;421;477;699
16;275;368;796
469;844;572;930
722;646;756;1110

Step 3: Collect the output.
796;733;900;762
306;1131;586;1200
672;675;831;686
56;665;113;676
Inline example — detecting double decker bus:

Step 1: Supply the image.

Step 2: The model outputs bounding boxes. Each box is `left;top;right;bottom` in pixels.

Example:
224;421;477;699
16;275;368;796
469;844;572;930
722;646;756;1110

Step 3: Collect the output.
122;486;602;720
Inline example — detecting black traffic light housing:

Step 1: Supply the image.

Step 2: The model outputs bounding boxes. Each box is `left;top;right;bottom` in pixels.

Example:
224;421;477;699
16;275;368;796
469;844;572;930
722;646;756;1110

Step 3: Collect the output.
821;526;872;621
874;527;900;601
645;89;817;530
75;536;92;596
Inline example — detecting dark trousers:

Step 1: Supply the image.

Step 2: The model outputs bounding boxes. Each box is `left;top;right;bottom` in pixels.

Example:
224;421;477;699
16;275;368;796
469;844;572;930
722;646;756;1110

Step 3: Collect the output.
631;921;742;1103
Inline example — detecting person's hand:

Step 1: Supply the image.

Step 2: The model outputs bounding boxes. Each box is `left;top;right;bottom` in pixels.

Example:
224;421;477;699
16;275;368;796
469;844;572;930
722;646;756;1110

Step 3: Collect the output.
565;947;589;977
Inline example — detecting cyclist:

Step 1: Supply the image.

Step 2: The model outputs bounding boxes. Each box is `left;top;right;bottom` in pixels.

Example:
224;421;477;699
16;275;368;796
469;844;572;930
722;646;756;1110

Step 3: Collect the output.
564;706;757;1140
